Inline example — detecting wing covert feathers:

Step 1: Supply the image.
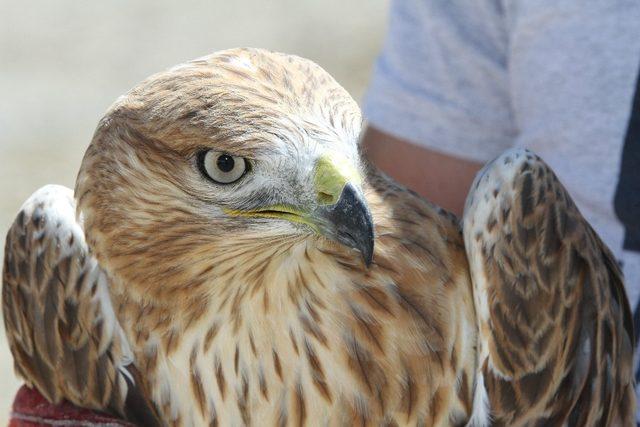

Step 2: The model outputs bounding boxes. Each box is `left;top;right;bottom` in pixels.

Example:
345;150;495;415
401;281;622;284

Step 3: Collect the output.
2;185;160;426
464;149;635;426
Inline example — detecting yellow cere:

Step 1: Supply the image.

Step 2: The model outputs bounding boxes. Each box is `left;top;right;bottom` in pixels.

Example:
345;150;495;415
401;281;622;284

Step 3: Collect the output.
314;153;362;205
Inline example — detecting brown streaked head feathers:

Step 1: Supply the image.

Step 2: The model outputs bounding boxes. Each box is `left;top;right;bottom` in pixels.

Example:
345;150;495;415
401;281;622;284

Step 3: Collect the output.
75;48;364;310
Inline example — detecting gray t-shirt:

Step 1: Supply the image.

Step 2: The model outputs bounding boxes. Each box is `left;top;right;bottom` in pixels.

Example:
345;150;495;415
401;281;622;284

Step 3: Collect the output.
363;0;640;417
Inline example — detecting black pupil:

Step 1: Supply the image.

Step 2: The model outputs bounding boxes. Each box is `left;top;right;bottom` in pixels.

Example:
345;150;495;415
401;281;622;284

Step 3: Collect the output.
216;155;235;173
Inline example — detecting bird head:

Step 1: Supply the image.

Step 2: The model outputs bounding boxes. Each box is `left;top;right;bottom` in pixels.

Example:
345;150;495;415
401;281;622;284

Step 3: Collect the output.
76;48;373;297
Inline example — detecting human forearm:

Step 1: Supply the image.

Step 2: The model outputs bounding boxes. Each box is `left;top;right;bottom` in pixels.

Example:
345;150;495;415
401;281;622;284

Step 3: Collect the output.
362;126;483;217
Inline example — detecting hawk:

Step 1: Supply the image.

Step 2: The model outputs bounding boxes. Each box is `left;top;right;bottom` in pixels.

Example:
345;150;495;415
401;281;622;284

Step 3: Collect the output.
2;48;635;426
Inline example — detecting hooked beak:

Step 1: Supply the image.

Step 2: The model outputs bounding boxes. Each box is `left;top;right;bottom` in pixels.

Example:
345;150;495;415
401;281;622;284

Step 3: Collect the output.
310;153;374;266
312;182;374;266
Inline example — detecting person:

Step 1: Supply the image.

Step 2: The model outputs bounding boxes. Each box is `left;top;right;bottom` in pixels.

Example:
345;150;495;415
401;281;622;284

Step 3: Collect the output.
362;0;640;420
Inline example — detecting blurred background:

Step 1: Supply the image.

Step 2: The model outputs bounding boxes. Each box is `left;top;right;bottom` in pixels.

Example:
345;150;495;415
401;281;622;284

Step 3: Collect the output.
0;0;388;421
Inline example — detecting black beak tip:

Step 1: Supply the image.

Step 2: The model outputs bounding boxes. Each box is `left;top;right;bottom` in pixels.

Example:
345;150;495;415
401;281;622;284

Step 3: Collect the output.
319;182;376;268
353;212;374;268
362;243;374;267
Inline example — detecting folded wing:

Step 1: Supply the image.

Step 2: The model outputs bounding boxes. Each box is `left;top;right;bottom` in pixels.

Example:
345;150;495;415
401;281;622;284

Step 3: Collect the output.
463;149;635;426
2;185;160;426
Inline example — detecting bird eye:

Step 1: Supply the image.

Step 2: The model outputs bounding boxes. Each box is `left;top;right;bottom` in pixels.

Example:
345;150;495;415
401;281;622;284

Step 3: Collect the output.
198;150;247;184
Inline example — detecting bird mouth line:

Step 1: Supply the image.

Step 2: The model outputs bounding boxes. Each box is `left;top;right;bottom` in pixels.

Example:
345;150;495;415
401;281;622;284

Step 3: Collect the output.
223;206;319;231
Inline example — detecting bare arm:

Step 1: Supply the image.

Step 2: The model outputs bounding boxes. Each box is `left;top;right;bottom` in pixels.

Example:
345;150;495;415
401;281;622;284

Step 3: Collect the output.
362;126;483;217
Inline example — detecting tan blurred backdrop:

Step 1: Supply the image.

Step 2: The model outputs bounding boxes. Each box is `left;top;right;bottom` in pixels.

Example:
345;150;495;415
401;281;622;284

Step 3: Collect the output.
0;1;388;422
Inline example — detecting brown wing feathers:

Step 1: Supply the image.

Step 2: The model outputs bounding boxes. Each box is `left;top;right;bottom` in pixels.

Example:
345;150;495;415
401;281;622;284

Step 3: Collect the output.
464;148;635;426
2;185;161;426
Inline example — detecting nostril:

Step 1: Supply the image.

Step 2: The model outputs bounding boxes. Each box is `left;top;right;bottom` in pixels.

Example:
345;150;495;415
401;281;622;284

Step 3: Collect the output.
317;191;335;205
